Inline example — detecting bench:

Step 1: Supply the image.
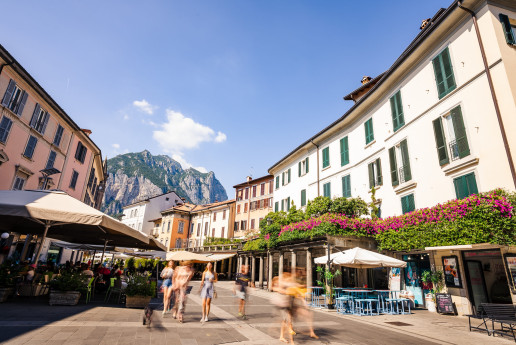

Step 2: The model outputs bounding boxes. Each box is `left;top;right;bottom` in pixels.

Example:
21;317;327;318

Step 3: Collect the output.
468;303;516;342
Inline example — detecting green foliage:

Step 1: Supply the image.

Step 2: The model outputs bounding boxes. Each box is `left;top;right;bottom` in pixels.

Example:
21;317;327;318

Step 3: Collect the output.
305;196;332;219
50;272;88;292
126;257;135;271
0;260;20;287
243;239;267;251
369;186;380;219
329;197;370;218
125;273;154;297
287;204;305;224
421;270;444;296
316;266;341;305
203;237;242;246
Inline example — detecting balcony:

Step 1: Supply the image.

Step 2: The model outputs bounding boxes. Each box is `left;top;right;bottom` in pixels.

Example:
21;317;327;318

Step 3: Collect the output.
151;228;160;238
449;140;460;161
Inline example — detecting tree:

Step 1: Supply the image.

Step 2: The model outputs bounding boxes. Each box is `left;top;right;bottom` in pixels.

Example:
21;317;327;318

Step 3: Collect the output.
329;197;369;218
287;203;305;224
305;196;332;219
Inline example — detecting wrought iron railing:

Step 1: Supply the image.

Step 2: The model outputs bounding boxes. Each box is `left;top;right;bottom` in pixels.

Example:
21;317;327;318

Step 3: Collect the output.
449;139;460;161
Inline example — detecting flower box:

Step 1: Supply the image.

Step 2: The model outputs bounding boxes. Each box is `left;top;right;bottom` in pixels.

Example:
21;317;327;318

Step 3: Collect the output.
126;295;151;308
49;291;81;306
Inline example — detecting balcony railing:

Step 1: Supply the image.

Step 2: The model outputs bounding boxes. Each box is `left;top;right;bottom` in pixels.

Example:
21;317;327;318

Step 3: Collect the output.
449;140;460;161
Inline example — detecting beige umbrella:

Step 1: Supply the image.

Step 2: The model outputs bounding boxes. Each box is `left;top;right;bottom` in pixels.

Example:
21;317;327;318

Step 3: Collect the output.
314;247;407;268
0;190;166;262
166;250;212;262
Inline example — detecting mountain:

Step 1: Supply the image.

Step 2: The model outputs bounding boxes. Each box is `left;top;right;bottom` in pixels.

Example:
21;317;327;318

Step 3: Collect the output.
101;150;228;215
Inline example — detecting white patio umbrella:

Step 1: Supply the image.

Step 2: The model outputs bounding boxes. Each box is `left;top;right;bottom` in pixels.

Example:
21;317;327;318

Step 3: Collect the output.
314;247;406;268
0;190;166;262
166;250;213;262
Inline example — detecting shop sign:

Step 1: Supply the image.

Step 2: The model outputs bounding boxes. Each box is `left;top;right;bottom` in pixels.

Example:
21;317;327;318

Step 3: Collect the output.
435;293;455;314
442;256;462;288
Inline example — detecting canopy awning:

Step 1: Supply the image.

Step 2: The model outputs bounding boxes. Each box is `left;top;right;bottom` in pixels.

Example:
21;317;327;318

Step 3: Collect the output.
205;253;237;261
314;247;407;268
50;241;116;251
166;251;212;262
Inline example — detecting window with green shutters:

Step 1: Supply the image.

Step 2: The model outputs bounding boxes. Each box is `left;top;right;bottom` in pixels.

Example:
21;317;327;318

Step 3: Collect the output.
368;158;382;188
342;175;351;198
275;201;279;212
323;182;331;198
281;168;291;186
454;172;478;199
401;194;415;214
322;147;330;168
340;136;349;166
499;14;516;45
388;139;412;186
298;157;309;177
275;176;280;189
364;118;374;144
432;105;469;165
390;91;405;132
301;189;306;207
432;117;449;166
432;47;456;99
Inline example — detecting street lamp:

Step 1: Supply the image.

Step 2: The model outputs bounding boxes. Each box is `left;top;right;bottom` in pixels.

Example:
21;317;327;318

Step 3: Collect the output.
39;167;61;190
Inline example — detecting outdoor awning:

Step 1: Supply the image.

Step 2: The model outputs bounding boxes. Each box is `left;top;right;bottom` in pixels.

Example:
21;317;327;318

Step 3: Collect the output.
424;243;502;251
50;241;116;251
314;247;407;268
0;190;166;260
205;253;237;261
166;251;212;262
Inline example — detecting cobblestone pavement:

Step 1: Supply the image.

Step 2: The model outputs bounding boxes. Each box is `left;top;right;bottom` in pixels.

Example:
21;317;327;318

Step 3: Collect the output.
0;281;512;345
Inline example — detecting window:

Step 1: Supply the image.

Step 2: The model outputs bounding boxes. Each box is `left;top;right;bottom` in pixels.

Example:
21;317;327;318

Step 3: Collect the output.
260;183;265;196
432;105;469;165
175;238;182;248
368;158;383;188
364;118;374;144
282;168;291;186
69;170;79;189
282;197;291;211
212;228;215;237
388;139;412;186
252;185;257;198
197;223;201;236
190;223;194;234
244;203;248;213
269;180;274;193
46;150;57;169
167;222;171;233
275;201;279;212
0;116;13;144
340;137;349;166
298;157;309;176
323;182;331;198
1;80;27;116
275;176;280;189
29;104;50;134
213;212;217;221
204;222;208;236
245;187;249;199
342;175;351;198
454;172;478;199
87;168;95;188
301;189;306;207
432;47;456;99
53;125;64;147
178;221;184;234
237;204;241;213
234;222;239;231
223;210;226;220
401;194;415;214
260;199;264;209
165;238;169;248
499;14;516;45
221;227;225;238
390;91;405;132
251;219;255;229
322;147;330;168
241;220;247;230
23;135;38;159
269;197;273;207
12;176;26;190
75;141;87;163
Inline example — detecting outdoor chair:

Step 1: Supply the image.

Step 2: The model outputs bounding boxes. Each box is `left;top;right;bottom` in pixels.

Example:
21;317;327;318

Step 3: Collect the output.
85;277;95;304
469;303;516;341
105;277;124;304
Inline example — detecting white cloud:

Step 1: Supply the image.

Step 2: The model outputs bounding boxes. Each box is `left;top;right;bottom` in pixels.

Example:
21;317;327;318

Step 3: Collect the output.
123;114;129;120
172;154;208;173
133;99;157;115
153;109;227;155
112;143;120;149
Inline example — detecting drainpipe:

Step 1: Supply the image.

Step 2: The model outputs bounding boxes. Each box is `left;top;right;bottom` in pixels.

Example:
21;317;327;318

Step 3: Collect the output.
458;0;516;188
310;140;320;196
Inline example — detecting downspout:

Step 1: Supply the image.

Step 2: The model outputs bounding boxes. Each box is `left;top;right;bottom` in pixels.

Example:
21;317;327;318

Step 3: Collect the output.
310;140;320;196
458;0;516;188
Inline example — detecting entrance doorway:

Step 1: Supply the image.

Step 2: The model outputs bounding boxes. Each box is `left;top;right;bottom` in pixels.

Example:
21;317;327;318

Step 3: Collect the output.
463;250;512;313
402;253;431;306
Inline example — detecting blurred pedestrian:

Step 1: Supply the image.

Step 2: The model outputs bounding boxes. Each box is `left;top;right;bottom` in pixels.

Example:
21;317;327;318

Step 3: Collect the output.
171;261;194;323
161;261;175;315
233;264;252;319
199;262;217;322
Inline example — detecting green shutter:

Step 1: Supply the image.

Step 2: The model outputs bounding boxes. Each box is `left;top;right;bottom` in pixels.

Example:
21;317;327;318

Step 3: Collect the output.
301;189;306;207
287;197;291;211
465;172;478;195
401;194;415;214
275;201;279;212
376;158;382;185
340;136;349;166
499;14;516;45
368;162;374;189
365;118;374;144
389;147;399;186
323;183;331;198
454;175;467;199
433;47;456;99
322;147;330;168
298;161;301;177
450;106;470;158
276;176;280;189
306;157;309;173
432;117;449;166
390;91;405;132
342;175;351;198
400;139;412;182
288;168;291;183
282;172;285;186
281;200;284;211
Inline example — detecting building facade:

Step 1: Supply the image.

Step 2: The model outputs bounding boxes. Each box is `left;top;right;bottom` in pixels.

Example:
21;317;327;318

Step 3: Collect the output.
233;175;274;238
154;203;195;250
188;200;236;248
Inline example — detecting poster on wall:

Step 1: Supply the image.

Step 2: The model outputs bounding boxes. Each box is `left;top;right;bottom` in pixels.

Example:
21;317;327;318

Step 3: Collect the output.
504;254;516;294
442;256;462;288
390;267;401;291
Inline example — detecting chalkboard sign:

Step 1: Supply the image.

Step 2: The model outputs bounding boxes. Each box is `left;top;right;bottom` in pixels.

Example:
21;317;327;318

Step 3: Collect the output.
435;293;455;314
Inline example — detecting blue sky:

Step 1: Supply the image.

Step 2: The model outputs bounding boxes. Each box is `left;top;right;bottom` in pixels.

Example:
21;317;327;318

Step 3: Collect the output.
1;0;451;196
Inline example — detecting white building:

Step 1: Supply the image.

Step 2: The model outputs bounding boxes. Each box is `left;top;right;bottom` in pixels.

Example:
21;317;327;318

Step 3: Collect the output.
188;200;236;248
270;0;516;218
121;191;183;235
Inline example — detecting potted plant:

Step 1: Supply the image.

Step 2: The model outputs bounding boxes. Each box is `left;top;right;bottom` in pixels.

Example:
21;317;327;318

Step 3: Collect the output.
49;272;87;306
0;260;19;302
316;266;341;308
125;273;153;308
422;270;444;312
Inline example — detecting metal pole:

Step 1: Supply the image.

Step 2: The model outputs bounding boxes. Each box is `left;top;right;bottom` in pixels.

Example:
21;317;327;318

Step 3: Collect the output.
33;223;51;265
100;239;108;263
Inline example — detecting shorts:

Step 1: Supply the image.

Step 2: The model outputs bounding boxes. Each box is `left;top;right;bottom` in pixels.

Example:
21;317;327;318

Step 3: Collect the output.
163;279;172;288
236;290;246;300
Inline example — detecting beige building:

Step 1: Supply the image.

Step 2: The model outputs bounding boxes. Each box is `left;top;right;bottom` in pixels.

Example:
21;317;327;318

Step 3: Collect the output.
233;175;274;238
188;200;236;248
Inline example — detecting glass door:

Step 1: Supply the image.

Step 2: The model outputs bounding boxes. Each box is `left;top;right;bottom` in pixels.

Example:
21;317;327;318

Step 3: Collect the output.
465;260;488;312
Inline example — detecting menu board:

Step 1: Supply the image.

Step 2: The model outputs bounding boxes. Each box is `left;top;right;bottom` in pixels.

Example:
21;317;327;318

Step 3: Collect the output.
435;293;455;314
442;256;462;288
504;254;516;294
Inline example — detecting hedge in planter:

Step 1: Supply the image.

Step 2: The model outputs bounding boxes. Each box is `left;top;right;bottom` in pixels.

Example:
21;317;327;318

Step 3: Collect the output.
0;260;20;302
49;272;88;306
125;273;154;308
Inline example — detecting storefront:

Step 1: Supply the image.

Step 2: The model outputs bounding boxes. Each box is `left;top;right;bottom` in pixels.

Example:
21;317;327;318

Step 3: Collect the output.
399;252;432;307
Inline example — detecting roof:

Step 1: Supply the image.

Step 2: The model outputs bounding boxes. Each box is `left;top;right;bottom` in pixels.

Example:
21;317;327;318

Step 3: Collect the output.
268;3;460;173
192;199;236;213
343;73;385;101
161;202;198;214
0;44;102;156
233;174;274;188
122;190;181;209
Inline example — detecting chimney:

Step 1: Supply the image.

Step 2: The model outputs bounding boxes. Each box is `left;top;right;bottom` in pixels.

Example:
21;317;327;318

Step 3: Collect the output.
246;176;252;182
81;129;92;136
420;18;431;30
361;76;372;85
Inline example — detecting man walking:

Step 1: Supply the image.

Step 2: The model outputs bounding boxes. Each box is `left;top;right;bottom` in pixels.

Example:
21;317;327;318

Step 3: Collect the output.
233;264;252;319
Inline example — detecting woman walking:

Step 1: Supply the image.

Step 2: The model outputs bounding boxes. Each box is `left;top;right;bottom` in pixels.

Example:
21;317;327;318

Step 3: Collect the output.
161;261;174;315
199;262;217;322
172;261;194;323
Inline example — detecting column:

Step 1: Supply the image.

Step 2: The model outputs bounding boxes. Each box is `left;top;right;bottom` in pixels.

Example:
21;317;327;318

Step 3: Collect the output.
228;256;233;280
279;251;284;277
244;255;249;267
251;256;256;285
259;256;264;289
306;249;312;291
268;252;274;291
238;256;242;273
291;251;297;277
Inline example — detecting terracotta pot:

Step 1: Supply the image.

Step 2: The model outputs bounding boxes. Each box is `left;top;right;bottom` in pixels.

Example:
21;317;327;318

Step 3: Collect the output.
49;291;81;306
126;295;152;308
0;287;14;302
